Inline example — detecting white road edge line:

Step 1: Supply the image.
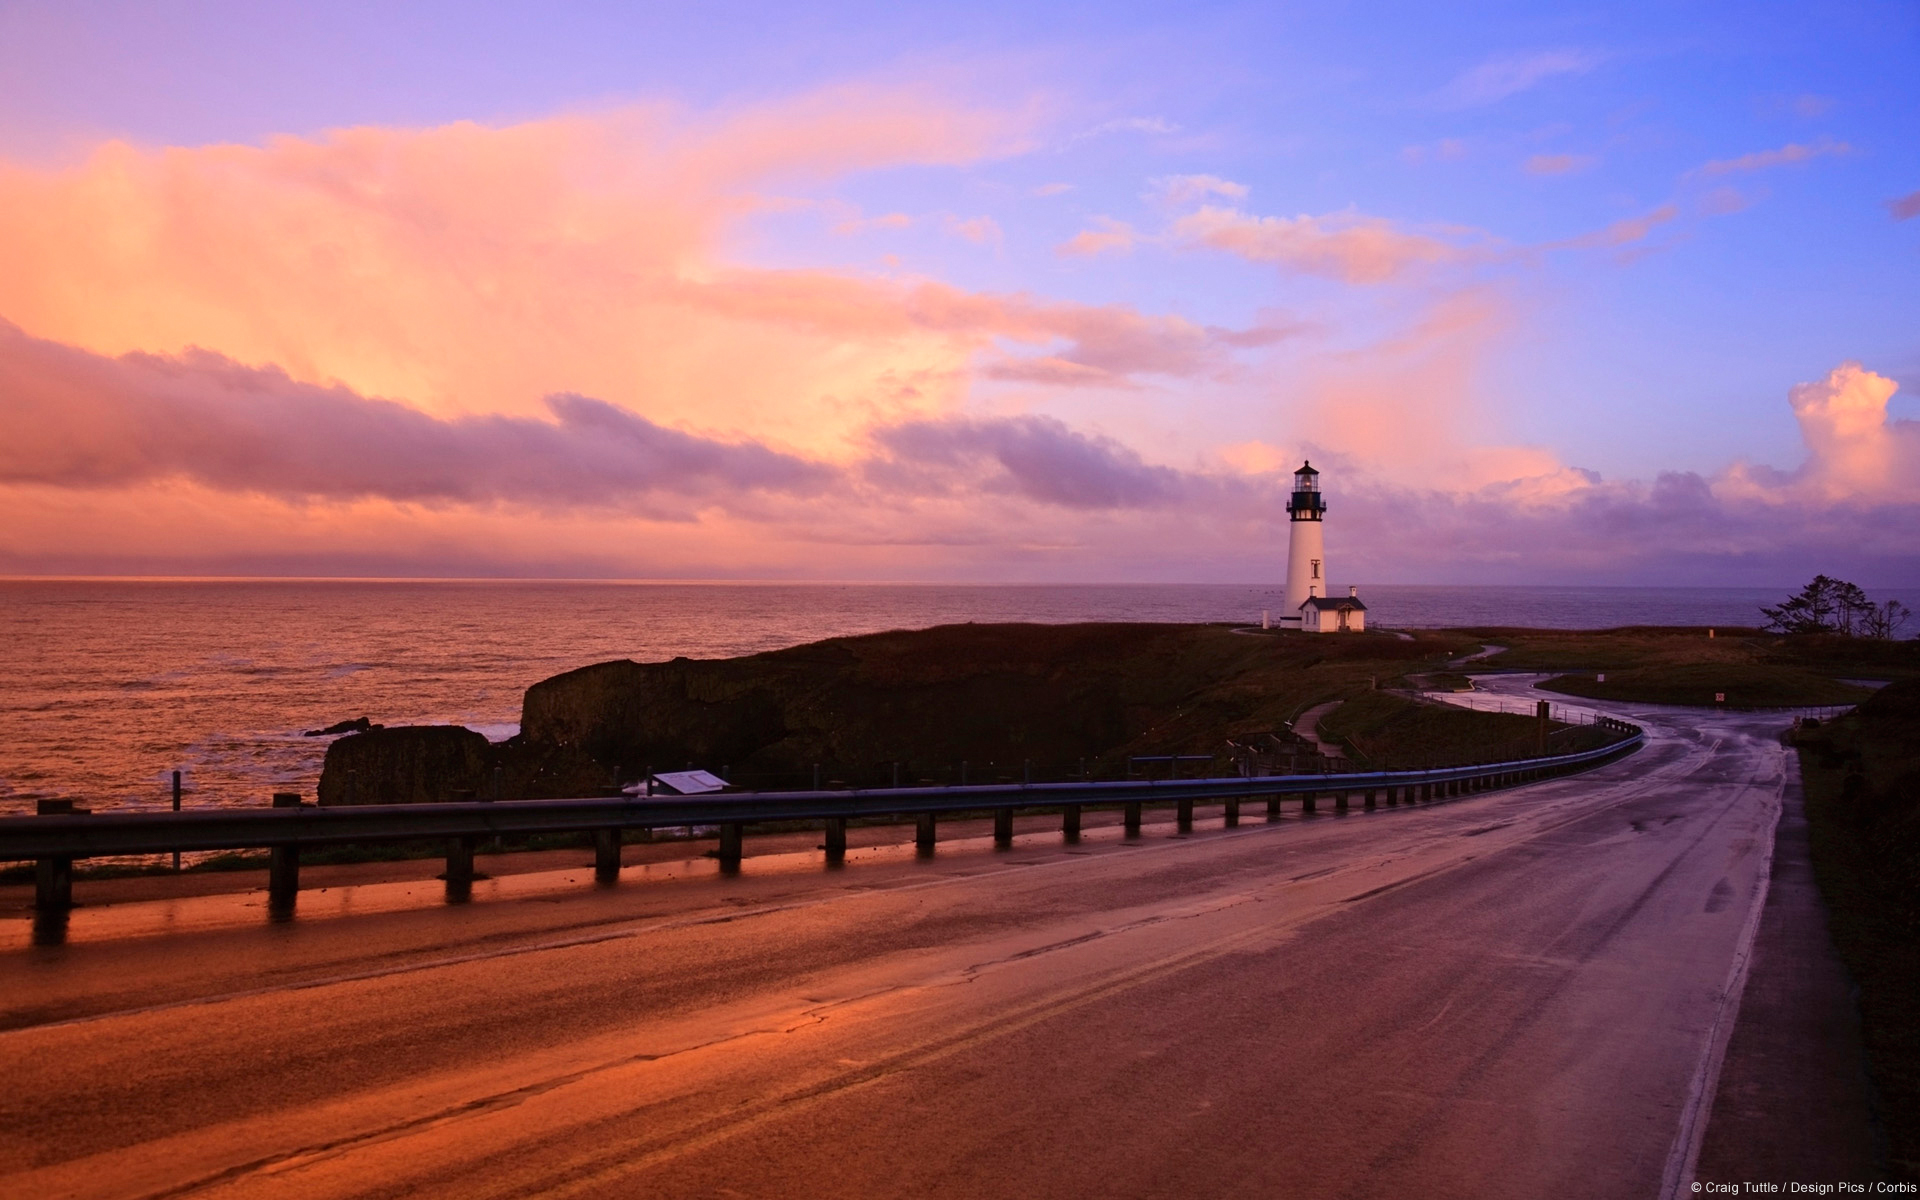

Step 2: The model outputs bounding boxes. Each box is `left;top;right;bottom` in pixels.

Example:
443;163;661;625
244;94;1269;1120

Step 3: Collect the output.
1657;755;1785;1200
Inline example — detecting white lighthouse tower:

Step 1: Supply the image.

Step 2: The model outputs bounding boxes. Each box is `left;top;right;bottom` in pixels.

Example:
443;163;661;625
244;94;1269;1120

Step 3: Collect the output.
1282;461;1326;628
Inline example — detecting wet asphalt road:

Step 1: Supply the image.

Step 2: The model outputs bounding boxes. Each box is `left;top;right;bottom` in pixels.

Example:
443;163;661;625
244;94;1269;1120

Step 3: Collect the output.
0;685;1797;1199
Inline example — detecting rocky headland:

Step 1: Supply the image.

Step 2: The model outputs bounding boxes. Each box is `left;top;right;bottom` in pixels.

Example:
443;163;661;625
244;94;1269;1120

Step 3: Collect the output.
317;622;1470;804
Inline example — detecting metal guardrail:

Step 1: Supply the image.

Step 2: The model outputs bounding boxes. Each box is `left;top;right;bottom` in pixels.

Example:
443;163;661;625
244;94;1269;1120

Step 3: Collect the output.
6;719;1643;933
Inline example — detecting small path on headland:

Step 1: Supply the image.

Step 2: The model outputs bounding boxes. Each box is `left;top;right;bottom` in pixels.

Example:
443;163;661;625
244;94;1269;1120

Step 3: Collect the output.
1291;700;1347;758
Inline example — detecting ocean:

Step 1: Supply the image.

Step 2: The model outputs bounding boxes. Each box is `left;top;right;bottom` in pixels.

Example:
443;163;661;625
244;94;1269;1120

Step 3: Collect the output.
2;579;1906;815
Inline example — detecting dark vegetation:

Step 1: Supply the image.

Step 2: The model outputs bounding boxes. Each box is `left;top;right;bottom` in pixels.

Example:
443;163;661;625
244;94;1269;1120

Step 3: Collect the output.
1762;575;1911;639
1793;681;1920;1181
1543;663;1872;708
1467;625;1919;707
319;622;1530;804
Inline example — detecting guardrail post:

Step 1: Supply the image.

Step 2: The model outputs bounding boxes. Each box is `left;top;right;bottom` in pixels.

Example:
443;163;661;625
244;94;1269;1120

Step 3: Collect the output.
445;836;476;902
33;800;77;917
34;855;73;913
719;822;744;869
916;812;937;852
1062;804;1081;841
1224;797;1240;827
1302;791;1316;814
825;817;847;861
595;829;621;884
1335;791;1350;813
1364;788;1377;810
268;792;301;918
994;807;1014;847
1177;797;1194;832
1124;801;1142;837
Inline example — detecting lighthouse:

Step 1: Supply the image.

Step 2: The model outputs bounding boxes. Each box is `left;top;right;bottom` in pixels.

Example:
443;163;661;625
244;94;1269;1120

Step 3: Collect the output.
1282;461;1326;628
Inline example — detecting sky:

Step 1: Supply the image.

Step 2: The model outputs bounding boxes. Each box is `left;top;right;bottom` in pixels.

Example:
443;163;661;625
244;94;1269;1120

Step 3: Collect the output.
0;0;1916;585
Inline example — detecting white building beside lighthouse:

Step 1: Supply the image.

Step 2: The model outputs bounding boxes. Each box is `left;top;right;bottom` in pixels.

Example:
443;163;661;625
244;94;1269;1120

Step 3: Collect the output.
1283;461;1366;633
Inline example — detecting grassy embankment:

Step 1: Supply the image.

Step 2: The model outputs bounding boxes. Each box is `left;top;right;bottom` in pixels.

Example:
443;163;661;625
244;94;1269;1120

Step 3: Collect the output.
1467;626;1916;707
1792;680;1920;1180
1317;688;1615;769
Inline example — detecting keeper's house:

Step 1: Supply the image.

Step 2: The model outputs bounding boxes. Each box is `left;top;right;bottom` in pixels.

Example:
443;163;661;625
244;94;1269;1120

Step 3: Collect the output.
1300;586;1367;634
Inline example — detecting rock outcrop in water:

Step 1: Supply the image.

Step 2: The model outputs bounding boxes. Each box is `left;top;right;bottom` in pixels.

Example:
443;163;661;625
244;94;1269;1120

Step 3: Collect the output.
317;725;493;805
318;621;1451;802
305;716;383;737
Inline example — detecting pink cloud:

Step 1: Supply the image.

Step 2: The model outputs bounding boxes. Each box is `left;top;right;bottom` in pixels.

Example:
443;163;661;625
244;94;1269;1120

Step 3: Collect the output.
1524;153;1596;176
833;211;914;235
1692;137;1852;178
1056;217;1139;258
1402;139;1469;165
1889;190;1920;221
0;322;830;517
1150;174;1249;208
1549;203;1679;251
943;214;1003;246
1171;206;1470;284
1434;50;1602;108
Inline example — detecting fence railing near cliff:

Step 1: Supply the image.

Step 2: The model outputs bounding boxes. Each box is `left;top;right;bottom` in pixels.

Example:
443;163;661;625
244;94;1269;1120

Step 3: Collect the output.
3;718;1642;930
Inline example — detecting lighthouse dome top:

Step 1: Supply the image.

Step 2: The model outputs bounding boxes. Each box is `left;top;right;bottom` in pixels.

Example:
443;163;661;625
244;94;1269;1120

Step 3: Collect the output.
1294;461;1319;477
1293;461;1320;491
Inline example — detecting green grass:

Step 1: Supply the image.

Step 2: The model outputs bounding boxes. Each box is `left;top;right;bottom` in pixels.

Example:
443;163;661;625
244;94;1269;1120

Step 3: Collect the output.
1317;690;1622;769
1474;625;1920;685
1794;680;1920;1181
1540;663;1874;708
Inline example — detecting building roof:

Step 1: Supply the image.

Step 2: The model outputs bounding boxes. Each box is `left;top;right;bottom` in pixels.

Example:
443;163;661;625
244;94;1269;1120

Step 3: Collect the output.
625;769;730;796
1300;596;1367;611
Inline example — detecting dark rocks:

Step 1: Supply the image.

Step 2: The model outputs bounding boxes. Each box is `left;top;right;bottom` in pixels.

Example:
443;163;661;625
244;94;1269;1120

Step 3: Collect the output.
304;717;384;737
317;726;492;805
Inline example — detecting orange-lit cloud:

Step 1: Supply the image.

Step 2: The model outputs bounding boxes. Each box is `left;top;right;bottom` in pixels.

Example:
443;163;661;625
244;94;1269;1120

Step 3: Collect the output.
0;88;1036;458
1718;362;1919;506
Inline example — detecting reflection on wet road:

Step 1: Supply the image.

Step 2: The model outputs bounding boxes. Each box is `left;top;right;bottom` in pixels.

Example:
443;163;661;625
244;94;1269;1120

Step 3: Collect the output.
0;685;1795;1199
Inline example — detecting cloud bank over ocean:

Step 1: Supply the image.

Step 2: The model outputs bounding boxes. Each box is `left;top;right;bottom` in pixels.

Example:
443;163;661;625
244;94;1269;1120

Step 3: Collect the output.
3;315;1913;583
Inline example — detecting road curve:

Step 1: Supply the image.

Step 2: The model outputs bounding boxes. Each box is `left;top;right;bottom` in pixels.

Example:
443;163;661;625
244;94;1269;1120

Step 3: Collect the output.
0;685;1797;1199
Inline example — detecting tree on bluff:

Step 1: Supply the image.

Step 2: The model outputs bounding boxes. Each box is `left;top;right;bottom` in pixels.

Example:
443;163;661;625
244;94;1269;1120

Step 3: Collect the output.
1762;575;1911;638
